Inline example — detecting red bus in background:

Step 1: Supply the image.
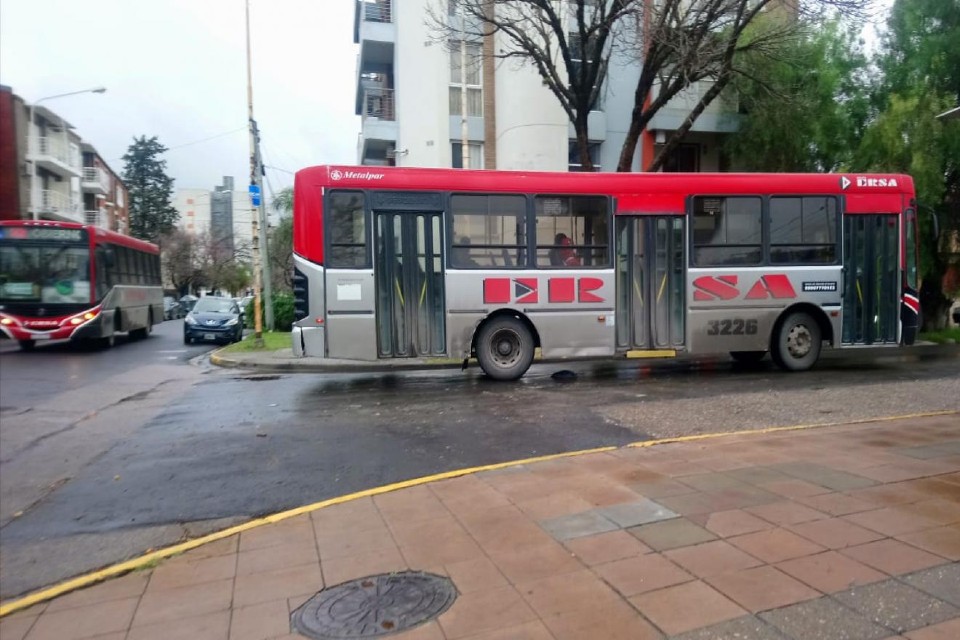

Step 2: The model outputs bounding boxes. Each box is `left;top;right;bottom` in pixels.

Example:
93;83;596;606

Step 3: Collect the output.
0;221;163;350
290;166;920;380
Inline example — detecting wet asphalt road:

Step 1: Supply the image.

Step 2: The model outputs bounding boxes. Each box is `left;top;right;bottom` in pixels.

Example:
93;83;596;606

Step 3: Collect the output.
0;326;957;597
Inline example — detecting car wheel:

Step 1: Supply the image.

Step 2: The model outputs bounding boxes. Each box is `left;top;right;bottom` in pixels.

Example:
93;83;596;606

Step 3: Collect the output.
184;334;192;345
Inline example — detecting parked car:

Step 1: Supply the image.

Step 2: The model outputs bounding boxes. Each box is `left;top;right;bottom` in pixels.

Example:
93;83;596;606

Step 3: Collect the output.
179;295;199;314
163;296;182;320
238;295;254;313
183;296;244;345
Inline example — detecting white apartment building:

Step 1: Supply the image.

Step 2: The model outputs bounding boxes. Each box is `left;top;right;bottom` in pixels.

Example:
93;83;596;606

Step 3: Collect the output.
354;0;739;172
1;85;129;232
174;178;255;254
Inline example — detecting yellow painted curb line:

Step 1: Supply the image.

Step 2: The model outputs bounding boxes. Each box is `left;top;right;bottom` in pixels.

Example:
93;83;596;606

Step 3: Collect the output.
1;408;956;617
623;409;959;449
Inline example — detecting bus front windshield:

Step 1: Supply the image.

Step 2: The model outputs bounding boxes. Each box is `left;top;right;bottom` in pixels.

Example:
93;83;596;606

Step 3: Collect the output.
0;243;92;305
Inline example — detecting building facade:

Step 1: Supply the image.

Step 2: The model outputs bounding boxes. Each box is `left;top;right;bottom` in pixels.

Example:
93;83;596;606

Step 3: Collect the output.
174;177;254;255
0;85;128;231
353;1;739;172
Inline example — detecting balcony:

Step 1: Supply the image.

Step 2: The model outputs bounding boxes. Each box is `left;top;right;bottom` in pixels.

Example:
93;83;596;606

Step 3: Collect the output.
84;209;109;228
28;136;81;177
647;79;741;134
362;0;390;22
82;166;110;194
35;190;82;223
362;88;395;121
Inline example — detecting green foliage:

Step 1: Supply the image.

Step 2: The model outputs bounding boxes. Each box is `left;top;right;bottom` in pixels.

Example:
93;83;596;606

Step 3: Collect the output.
245;292;295;332
268;214;293;293
220;331;291;353
122;136;179;243
856;0;960;328
725;19;869;172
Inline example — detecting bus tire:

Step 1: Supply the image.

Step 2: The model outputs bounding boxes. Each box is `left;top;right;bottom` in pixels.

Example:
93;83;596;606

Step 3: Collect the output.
98;333;115;349
18;339;36;351
131;313;152;340
476;316;535;381
730;350;766;364
772;311;821;371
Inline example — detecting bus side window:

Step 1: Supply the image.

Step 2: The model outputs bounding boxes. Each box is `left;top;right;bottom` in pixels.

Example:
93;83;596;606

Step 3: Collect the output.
95;247;111;299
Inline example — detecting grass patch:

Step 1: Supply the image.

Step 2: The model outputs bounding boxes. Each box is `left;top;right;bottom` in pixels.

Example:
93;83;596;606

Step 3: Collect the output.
219;331;291;353
919;327;960;344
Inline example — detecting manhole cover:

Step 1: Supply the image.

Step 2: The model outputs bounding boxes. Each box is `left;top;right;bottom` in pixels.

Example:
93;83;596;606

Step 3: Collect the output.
291;571;457;639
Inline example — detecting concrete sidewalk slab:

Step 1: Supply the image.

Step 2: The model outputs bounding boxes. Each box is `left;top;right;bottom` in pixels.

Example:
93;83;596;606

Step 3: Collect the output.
2;412;959;640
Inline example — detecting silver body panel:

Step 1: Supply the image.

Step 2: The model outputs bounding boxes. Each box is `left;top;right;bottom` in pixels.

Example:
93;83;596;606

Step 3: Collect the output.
687;266;843;353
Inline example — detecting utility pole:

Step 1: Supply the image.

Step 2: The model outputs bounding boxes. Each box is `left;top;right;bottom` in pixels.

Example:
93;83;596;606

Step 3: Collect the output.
253;121;273;330
245;0;273;340
459;5;469;169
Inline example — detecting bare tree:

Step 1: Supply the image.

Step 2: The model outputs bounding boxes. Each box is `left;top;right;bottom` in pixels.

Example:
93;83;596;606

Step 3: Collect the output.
160;229;201;296
432;0;873;172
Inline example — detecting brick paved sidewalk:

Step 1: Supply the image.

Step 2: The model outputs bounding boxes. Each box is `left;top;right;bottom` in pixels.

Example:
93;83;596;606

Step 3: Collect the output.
2;413;958;640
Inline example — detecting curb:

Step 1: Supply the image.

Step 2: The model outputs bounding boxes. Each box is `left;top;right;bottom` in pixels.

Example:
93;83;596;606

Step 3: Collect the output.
206;342;960;375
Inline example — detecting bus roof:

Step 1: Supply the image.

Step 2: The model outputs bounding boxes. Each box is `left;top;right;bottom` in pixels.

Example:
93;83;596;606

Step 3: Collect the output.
0;220;160;254
295;165;915;199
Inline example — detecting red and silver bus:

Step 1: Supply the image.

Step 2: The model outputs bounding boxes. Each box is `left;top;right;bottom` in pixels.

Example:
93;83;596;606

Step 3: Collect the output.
0;221;163;350
291;166;920;380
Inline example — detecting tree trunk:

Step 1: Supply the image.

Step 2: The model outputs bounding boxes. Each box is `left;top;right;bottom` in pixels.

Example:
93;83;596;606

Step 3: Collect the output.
648;75;730;172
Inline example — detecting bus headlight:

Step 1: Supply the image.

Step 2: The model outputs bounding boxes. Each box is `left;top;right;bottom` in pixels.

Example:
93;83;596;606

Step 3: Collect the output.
0;318;13;326
63;310;99;326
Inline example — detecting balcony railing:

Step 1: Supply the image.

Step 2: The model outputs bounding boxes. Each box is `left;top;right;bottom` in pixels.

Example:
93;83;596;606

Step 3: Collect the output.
37;190;81;220
362;0;391;23
30;136;80;170
82;166;110;192
85;209;108;228
362;88;395;120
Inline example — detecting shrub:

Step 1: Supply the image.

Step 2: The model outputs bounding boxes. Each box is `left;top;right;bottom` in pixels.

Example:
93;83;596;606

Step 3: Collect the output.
245;292;295;332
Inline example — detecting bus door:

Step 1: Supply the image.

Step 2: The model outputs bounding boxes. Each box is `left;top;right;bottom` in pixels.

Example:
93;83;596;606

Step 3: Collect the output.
615;216;686;351
842;214;899;344
374;209;446;358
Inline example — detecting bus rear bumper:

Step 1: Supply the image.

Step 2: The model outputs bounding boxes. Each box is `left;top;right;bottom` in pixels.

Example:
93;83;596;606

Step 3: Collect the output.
292;325;325;358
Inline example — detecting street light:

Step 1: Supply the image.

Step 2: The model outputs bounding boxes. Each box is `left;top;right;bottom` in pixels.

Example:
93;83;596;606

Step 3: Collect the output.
28;87;107;220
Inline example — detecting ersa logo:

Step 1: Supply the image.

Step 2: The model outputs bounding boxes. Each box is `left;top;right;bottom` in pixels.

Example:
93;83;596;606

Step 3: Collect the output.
693;274;797;301
840;176;899;190
483;277;605;304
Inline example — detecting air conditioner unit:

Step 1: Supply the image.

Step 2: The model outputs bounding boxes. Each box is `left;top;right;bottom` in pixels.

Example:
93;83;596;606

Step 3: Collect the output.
654;130;666;145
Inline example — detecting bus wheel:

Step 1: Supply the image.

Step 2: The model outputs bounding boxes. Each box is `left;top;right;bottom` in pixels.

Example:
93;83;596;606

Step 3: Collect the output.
18;339;36;351
730;350;766;364
772;312;821;371
476;316;534;381
99;333;115;349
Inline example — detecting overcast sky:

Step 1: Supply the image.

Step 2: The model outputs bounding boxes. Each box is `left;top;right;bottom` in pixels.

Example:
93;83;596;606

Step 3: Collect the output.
1;0;359;198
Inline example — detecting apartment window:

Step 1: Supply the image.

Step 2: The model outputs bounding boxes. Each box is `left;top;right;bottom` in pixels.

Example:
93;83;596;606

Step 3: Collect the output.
568;32;603;109
692;196;762;266
769;196;838;264
535;196;609;267
568;141;601;172
449;42;482;117
452;142;483;169
450;194;526;268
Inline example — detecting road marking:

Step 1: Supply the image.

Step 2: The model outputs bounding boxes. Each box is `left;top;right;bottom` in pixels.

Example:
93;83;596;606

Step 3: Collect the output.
1;408;956;617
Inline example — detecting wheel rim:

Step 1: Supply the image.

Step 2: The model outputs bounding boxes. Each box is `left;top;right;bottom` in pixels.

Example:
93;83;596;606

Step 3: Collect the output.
786;323;812;359
488;328;522;368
